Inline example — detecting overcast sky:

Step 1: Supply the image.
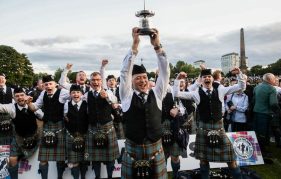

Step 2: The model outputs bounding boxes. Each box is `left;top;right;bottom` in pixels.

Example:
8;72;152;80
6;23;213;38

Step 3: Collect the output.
1;0;281;75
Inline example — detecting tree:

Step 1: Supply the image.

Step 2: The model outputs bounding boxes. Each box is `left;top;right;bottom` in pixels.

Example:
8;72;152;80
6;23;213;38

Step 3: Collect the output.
0;45;34;87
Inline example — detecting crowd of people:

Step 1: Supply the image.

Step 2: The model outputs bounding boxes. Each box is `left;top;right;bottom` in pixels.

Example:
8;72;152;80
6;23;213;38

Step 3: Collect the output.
1;27;281;179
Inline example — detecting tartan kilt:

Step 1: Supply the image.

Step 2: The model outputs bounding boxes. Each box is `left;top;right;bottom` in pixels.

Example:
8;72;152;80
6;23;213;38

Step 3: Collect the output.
84;121;119;162
0;131;13;145
65;130;85;163
38;121;66;161
194;119;236;162
121;139;167;179
114;121;125;139
10;130;39;159
162;119;185;158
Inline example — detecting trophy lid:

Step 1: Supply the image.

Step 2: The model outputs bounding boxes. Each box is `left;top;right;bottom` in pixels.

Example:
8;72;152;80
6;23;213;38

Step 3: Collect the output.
135;10;155;18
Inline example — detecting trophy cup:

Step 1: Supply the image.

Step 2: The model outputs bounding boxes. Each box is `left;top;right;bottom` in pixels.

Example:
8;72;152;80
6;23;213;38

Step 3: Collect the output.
135;0;155;35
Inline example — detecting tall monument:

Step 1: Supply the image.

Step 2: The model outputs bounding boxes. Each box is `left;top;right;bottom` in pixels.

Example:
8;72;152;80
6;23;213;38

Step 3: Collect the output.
240;28;248;73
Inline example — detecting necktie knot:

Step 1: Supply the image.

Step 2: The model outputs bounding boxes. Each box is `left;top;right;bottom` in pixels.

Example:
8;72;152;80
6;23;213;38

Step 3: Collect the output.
206;89;212;99
93;91;98;97
47;94;52;99
74;104;79;111
139;92;146;103
0;87;4;94
21;108;27;114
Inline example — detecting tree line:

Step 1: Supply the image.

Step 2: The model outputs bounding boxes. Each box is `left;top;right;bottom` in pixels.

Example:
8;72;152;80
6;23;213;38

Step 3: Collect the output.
1;45;280;87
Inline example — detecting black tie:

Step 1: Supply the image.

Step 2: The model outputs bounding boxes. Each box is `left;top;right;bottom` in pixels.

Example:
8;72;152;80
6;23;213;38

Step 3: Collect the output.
22;108;27;114
206;89;212;99
139;92;146;104
0;87;4;95
94;91;98;98
47;94;52;99
74;104;79;112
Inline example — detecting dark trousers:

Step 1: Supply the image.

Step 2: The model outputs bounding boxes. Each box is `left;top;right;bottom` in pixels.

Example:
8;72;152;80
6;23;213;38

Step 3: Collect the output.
253;112;272;154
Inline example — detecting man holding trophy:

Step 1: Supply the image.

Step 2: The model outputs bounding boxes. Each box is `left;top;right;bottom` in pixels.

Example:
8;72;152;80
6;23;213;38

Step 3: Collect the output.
119;25;169;178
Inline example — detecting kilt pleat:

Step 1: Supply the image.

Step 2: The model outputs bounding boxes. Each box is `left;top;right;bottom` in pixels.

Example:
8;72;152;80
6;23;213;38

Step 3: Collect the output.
84;121;119;162
121;139;167;179
194;120;236;162
38;121;66;161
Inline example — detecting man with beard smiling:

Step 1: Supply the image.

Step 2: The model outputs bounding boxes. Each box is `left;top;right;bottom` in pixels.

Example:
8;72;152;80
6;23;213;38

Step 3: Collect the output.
119;27;169;178
59;63;90;94
83;71;119;179
0;87;43;179
173;68;246;179
27;75;70;179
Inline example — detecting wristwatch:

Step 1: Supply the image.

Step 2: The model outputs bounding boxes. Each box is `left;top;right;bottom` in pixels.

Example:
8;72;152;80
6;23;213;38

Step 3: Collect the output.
154;44;162;51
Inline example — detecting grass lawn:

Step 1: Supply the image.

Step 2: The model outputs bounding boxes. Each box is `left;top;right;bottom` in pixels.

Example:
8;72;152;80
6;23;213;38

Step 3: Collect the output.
249;143;281;179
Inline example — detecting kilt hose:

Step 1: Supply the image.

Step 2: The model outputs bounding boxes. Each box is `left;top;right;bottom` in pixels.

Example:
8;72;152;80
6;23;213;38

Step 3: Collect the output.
84;121;119;162
195;119;236;162
38;121;66;161
162;119;185;159
121;139;167;179
10;130;40;159
65;130;85;163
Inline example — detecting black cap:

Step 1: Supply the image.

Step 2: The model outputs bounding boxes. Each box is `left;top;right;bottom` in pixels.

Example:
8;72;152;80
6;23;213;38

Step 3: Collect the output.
106;75;116;81
200;69;212;77
14;87;25;94
132;64;147;76
42;75;55;83
70;84;83;93
0;73;6;78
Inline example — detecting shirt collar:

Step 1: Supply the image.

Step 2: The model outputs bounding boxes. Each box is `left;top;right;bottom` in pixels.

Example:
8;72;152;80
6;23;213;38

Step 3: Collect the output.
134;89;149;96
71;100;82;106
17;104;28;110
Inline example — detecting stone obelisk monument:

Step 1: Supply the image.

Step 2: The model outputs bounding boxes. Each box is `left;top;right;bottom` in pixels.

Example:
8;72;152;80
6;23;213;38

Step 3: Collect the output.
240;28;248;73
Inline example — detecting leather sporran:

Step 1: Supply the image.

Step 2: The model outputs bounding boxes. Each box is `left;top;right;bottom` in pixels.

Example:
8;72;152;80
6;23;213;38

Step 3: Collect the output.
22;136;37;149
72;134;85;152
133;160;152;179
0;120;12;133
42;131;58;147
93;131;108;148
162;130;174;146
206;130;222;147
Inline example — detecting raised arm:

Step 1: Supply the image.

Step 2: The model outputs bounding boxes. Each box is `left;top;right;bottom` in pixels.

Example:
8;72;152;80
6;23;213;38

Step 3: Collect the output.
151;28;170;102
59;63;72;90
100;59;109;90
119;27;139;112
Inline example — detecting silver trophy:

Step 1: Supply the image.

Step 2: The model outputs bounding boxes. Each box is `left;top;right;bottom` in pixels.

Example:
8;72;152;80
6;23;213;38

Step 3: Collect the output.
135;0;155;35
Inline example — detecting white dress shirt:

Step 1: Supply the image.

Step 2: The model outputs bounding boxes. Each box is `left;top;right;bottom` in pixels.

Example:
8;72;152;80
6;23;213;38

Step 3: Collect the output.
33;88;70;110
119;49;170;112
0;103;44;119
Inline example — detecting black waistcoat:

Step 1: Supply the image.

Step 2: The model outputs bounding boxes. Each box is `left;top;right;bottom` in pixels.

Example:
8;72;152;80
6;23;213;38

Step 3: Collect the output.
13;104;37;137
87;91;112;125
198;87;222;122
0;87;12;104
42;89;64;123
66;101;88;134
162;92;174;122
123;90;162;144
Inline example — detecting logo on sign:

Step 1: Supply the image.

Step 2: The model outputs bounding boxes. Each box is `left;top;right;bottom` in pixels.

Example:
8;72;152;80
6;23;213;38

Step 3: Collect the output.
233;137;253;160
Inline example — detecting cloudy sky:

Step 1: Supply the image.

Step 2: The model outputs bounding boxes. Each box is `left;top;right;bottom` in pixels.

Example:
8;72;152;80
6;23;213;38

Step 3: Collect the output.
1;0;281;75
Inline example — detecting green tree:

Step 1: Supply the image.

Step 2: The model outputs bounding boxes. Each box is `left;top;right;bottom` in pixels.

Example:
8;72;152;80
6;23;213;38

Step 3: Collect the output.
0;45;34;87
53;68;64;82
